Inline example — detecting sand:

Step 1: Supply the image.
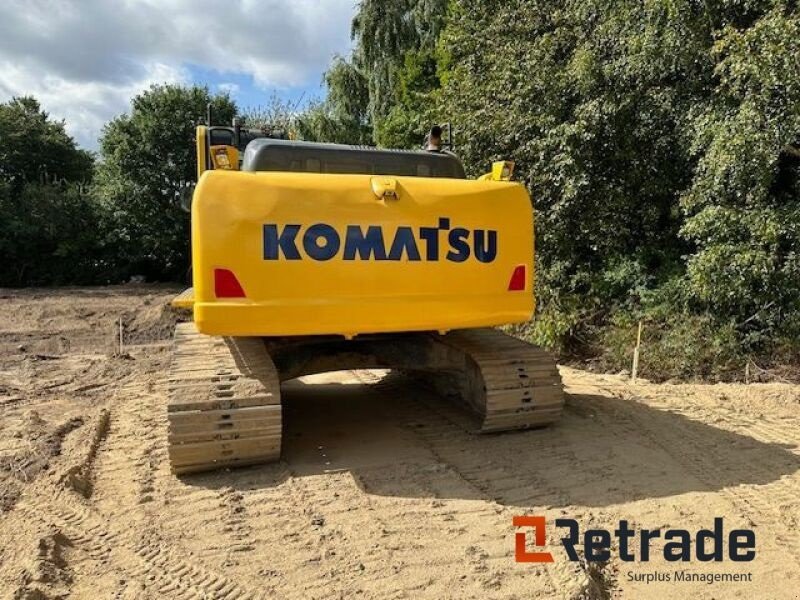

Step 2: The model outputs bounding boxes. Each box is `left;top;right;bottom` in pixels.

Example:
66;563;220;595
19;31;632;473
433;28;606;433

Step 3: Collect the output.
1;286;798;599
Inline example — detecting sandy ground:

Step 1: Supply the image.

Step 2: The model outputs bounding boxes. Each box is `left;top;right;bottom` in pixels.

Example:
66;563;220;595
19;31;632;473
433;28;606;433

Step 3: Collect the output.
1;287;799;599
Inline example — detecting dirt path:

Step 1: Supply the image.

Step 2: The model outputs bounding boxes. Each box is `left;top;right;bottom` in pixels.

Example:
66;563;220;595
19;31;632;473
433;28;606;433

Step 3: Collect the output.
1;287;799;599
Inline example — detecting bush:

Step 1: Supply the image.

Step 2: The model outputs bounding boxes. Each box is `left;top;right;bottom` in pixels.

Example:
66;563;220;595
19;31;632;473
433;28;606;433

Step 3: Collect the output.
435;0;800;379
0;182;115;286
599;312;743;382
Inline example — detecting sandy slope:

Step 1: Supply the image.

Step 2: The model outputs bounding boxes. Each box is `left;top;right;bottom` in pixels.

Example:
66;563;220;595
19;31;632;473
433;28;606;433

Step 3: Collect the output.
0;287;799;599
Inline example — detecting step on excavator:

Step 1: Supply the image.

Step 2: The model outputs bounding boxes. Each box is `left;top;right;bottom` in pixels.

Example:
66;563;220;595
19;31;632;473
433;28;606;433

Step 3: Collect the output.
168;122;564;475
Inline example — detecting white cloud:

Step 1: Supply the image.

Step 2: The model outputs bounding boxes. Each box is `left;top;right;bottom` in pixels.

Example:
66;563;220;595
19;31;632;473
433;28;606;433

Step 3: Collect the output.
0;61;189;149
217;82;241;95
0;0;355;148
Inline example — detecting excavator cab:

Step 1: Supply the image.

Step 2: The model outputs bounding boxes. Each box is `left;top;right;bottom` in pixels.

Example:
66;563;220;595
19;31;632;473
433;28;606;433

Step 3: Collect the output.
180;122;288;211
196;121;289;177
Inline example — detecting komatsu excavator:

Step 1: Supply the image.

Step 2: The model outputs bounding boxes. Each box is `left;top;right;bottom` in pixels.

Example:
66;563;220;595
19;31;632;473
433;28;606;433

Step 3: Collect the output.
168;123;564;474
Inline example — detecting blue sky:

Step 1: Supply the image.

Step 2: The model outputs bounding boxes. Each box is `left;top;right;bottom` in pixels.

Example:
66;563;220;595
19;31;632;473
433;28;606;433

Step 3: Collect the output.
187;65;322;115
0;0;357;150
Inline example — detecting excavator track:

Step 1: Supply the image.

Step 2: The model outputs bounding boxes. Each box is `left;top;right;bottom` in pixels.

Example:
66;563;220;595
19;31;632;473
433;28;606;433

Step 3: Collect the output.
434;328;564;432
166;325;561;475
167;323;281;475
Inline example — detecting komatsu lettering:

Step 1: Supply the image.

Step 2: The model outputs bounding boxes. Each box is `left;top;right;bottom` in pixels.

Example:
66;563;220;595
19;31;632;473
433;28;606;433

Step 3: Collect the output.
263;219;498;263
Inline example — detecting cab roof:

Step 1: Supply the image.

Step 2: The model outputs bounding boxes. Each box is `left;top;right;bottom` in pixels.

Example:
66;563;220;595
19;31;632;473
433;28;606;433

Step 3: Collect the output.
242;139;466;179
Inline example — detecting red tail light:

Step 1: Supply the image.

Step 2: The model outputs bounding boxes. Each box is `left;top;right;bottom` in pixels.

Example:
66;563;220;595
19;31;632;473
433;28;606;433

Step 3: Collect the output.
214;268;246;298
508;265;526;291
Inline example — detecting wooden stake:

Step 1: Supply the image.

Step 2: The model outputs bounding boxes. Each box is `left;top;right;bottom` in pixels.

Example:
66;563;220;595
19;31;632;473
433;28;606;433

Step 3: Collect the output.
631;320;643;383
119;317;124;355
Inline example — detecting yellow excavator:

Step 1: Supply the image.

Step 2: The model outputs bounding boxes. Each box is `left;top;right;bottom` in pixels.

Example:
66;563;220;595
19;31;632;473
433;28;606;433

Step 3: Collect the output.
168;122;564;474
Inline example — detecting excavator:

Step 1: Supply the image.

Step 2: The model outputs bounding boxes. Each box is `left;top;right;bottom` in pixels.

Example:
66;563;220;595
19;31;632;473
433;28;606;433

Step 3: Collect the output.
168;122;564;474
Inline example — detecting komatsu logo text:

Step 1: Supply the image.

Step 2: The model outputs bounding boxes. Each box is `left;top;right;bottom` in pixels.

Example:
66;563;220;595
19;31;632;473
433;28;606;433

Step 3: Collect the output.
263;218;497;263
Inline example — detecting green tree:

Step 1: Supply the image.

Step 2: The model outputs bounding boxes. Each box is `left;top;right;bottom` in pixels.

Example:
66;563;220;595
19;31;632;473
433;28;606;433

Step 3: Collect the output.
680;8;800;348
295;1;448;148
0;181;112;286
0;96;100;286
435;0;800;369
376;46;443;148
441;0;701;306
350;0;447;145
241;93;296;136
0;96;93;191
95;84;236;281
310;0;800;373
296;56;373;144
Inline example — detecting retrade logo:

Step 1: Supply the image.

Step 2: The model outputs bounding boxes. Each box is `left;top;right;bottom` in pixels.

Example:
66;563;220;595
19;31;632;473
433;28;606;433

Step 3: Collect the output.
514;517;756;563
513;516;554;563
262;219;498;263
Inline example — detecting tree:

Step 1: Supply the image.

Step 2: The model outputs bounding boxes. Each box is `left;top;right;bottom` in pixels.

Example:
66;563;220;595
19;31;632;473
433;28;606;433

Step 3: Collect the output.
680;8;800;348
95;84;236;281
296;56;373;145
441;0;701;301
435;0;800;367
240;93;296;136
348;0;447;145
376;46;443;148
0;96;99;286
0;96;93;191
0;181;112;286
328;0;800;373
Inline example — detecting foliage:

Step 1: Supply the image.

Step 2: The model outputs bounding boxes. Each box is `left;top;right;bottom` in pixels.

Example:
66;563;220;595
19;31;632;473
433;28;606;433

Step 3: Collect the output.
680;7;800;349
375;47;443;148
0;182;115;286
600;309;744;382
439;0;800;373
0;97;93;192
0;97;102;286
296;56;373;145
350;0;447;146
241;93;297;136
95;85;236;281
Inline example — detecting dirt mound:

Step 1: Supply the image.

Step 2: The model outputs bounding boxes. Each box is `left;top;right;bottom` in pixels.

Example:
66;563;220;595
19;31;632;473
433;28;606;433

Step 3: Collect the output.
0;285;181;357
120;302;187;346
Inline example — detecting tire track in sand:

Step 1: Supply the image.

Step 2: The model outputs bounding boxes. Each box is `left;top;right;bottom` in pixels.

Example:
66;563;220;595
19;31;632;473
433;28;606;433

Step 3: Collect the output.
587;384;800;567
15;372;265;600
355;371;605;599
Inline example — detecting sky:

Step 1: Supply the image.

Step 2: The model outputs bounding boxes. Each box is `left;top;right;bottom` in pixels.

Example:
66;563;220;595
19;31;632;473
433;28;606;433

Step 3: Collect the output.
0;0;356;150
